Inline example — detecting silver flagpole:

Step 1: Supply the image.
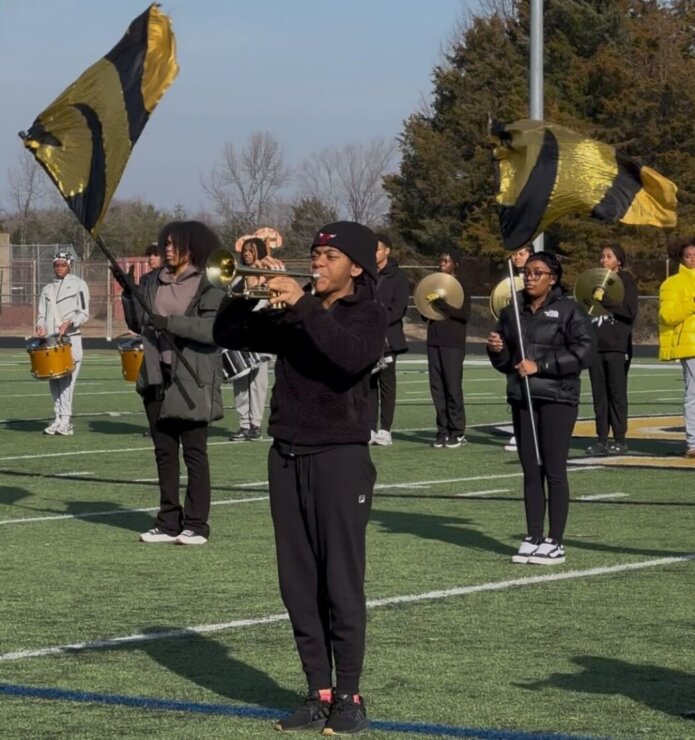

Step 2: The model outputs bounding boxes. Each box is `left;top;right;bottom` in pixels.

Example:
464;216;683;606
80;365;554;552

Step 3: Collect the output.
507;258;542;465
530;0;544;254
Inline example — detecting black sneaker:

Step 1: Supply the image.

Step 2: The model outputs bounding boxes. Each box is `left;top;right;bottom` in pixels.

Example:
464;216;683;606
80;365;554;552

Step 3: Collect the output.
445;435;467;449
432;433;447;448
585;441;608;456
247;425;262;440
607;441;628;455
229;428;250;442
275;690;331;732
322;693;367;735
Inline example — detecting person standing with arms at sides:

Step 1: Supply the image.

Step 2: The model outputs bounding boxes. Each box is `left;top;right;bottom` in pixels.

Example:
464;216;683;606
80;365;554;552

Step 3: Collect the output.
369;233;409;446
120;221;225;545
229;236;272;442
487;252;594;565
425;248;471;448
659;236;695;458
504;244;533;452
585;243;638;456
36;249;90;436
213;222;387;735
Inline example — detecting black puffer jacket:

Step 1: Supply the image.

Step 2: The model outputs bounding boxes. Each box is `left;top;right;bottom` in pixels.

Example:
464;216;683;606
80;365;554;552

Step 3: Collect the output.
488;285;594;405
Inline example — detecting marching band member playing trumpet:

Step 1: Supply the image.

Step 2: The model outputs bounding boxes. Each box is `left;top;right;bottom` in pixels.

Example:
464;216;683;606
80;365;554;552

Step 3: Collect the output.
214;221;386;735
487;252;593;565
585;243;638;456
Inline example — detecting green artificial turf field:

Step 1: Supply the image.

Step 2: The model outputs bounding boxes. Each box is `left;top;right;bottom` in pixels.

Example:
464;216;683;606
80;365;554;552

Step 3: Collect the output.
0;348;693;739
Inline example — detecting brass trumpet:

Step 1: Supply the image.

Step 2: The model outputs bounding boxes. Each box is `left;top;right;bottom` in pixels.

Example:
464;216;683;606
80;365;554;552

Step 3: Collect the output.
206;248;318;300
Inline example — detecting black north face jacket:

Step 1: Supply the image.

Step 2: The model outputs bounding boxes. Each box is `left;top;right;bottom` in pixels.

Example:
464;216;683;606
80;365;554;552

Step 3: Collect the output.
488;285;595;405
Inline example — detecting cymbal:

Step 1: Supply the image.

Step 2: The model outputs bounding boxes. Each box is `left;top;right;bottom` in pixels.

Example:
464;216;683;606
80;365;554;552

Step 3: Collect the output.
413;272;464;321
489;275;524;320
573;267;624;316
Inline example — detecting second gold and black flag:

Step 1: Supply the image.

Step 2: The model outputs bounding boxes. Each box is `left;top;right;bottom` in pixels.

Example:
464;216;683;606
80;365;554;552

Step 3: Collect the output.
20;4;178;236
492;119;678;250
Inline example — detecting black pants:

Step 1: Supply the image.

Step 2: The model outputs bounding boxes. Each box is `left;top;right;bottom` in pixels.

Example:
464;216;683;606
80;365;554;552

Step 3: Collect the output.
589;351;629;442
512;401;577;543
143;390;211;538
268;444;375;695
427;345;465;436
369;355;397;431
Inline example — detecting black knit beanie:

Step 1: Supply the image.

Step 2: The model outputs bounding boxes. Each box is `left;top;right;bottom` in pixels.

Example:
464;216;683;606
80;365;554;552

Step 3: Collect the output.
311;221;378;284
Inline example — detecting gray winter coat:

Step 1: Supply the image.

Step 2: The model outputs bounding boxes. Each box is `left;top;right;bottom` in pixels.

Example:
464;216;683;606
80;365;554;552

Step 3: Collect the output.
122;269;225;423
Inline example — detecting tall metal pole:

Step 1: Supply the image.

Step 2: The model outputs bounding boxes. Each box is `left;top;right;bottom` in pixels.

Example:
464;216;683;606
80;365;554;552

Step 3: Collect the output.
530;0;544;253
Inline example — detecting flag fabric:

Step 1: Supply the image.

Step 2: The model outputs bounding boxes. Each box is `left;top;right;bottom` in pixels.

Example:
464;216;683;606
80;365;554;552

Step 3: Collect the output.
21;4;178;236
492;119;678;250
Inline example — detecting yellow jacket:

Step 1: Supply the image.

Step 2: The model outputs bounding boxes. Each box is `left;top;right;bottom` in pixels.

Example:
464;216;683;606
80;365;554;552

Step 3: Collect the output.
659;264;695;360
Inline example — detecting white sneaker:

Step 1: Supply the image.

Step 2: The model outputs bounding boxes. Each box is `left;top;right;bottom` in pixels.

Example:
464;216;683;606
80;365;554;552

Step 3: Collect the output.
374;429;393;446
55;422;73;436
528;538;566;565
504;436;517;452
512;536;542;564
175;529;208;545
43;420;61;435
369;430;378;445
139;527;178;543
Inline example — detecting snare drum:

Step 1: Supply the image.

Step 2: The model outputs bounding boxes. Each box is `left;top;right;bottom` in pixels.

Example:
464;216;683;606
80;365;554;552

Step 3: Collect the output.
118;336;144;382
26;335;75;380
221;349;265;381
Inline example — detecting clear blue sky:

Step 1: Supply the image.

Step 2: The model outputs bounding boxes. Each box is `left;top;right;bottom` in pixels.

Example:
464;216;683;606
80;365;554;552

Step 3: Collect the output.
1;0;475;212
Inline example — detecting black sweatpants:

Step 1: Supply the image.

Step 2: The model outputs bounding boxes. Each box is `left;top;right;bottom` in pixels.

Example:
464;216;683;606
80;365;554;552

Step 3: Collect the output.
268;444;375;695
589;351;629;442
512;401;577;543
427;345;465;436
369;355;397;431
143;390;211;538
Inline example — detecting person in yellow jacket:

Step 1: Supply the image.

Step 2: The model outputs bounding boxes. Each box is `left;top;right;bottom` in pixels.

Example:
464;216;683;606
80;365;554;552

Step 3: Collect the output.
659;237;695;457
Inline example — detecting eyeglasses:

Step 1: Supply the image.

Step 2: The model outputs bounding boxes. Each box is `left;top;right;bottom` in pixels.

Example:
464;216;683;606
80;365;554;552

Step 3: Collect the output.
520;268;553;281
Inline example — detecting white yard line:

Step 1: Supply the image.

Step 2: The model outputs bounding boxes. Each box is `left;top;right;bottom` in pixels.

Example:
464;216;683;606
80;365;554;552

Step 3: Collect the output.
456;489;510;497
0;496;269;526
578;493;629;501
1;554;691;663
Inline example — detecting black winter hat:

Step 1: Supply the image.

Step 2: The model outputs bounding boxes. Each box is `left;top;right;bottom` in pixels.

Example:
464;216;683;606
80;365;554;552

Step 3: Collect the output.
312;221;378;284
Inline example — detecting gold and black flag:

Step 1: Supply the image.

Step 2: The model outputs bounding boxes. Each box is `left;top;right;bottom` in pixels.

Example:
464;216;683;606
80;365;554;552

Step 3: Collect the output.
492;119;678;250
21;4;178;236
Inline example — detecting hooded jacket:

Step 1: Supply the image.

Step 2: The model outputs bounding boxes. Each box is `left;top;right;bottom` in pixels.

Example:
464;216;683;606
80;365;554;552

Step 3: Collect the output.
122;268;225;423
488;285;594;405
659;264;695;360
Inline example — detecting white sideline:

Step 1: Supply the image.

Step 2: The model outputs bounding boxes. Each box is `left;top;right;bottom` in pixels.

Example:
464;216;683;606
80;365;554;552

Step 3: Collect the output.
1;554;691;663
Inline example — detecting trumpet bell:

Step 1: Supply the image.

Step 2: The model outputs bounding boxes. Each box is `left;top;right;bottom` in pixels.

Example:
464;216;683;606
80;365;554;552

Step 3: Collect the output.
413;273;464;321
573;267;624;316
489;275;524;320
206;248;238;290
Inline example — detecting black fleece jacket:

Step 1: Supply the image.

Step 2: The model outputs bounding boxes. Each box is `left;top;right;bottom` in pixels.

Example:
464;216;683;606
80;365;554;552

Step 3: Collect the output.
213;287;387;446
591;269;638;353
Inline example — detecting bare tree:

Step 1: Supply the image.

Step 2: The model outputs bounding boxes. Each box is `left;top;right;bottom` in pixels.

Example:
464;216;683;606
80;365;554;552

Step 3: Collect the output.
298;138;397;226
203;131;290;233
6;151;50;243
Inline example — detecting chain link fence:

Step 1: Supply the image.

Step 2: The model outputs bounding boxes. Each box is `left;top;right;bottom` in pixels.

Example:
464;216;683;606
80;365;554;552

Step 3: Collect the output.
0;245;662;346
